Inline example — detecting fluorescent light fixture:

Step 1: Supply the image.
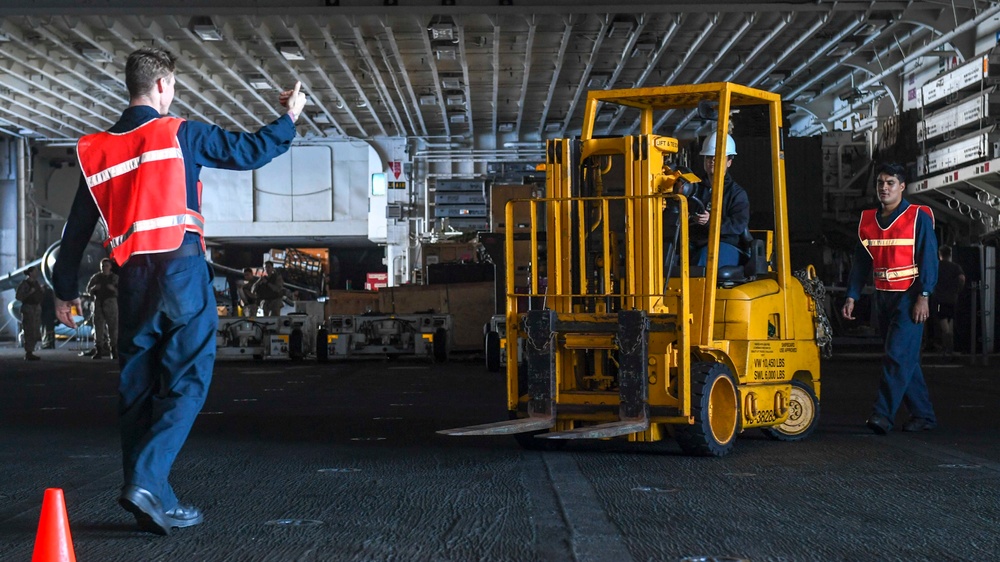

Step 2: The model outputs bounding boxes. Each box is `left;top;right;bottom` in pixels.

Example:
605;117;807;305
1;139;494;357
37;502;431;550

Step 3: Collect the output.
449;113;467;124
247;74;271;90
435;46;457;60
446;94;464;106
441;78;461;89
312;113;331;124
419;95;438;106
276;41;305;61
497;122;514;133
544;121;562;132
429;23;455;41
190;16;223;41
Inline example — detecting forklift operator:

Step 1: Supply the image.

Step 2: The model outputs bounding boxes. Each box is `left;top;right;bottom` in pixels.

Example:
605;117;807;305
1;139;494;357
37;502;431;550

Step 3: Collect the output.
690;132;750;268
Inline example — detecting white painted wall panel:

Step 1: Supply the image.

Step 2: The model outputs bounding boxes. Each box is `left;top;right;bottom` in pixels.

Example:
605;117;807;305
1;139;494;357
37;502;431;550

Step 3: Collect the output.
200;167;253;222
253;151;293;222
291;146;333;222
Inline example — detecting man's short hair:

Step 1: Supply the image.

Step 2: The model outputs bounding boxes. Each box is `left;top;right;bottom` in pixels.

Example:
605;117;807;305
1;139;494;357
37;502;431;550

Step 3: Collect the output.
125;48;177;98
940;245;953;260
264;261;274;267
875;162;907;184
243;267;254;274
100;258;112;267
25;265;36;275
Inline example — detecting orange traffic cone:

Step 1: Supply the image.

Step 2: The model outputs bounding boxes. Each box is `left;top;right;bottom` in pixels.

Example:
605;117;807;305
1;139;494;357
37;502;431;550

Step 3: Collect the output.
32;488;77;562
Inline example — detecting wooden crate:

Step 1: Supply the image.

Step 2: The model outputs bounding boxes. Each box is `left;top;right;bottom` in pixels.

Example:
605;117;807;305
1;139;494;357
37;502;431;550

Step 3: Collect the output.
377;282;494;351
324;290;380;317
490;184;543;233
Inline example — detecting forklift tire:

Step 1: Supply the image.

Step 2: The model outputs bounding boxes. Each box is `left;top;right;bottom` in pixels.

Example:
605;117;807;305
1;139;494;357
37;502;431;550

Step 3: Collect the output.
761;379;819;442
675;362;740;457
485;331;502;372
433;328;449;363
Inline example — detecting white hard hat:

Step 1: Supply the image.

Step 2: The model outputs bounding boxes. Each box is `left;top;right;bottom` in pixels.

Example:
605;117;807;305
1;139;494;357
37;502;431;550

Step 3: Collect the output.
700;132;737;156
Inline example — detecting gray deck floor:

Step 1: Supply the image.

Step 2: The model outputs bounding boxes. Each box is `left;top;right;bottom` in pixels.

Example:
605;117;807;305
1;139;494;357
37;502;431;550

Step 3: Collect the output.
0;344;997;561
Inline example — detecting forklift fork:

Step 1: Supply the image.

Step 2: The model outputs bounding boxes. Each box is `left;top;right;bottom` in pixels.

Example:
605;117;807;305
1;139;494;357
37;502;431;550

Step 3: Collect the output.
438;309;556;436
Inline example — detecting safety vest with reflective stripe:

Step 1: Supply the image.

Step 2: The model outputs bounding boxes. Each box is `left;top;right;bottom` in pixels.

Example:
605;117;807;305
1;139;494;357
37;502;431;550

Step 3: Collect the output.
77;117;204;266
858;203;934;291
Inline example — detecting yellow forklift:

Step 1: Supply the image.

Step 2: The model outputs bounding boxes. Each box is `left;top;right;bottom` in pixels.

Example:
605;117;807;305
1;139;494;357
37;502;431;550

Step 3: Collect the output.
442;83;830;456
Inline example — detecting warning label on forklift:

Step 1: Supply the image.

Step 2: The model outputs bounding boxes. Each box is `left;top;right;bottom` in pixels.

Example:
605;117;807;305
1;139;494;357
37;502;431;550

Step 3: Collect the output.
751;357;785;381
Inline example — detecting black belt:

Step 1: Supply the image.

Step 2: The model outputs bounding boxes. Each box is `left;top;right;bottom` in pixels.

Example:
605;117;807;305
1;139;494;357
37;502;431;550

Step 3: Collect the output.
139;244;205;263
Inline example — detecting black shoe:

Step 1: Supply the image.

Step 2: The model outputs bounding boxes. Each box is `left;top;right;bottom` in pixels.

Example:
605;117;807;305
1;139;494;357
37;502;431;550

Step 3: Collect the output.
902;417;937;432
866;414;892;435
24;352;40;361
165;503;204;528
92;352;105;360
119;485;172;536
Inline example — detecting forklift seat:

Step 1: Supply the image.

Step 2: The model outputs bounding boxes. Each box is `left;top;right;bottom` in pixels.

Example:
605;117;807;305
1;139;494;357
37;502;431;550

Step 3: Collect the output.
718;229;767;286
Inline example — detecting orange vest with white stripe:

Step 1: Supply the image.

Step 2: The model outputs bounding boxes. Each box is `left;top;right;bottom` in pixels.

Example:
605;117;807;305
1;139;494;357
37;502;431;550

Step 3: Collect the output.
858;204;934;291
77;117;204;266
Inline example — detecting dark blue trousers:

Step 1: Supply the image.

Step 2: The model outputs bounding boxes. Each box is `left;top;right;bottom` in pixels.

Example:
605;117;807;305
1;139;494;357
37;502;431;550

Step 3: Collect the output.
116;250;217;511
874;289;936;425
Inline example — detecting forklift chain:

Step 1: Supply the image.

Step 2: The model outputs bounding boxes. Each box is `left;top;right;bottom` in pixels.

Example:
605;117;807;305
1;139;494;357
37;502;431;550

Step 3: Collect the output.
793;269;834;359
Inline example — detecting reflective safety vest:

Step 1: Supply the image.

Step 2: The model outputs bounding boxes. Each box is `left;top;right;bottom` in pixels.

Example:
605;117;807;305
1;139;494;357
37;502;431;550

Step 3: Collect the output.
858;204;934;291
77;117;204;266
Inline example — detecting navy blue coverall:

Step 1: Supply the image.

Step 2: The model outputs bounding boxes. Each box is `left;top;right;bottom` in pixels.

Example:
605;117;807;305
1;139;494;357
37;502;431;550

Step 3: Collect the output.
846;199;939;426
52;106;296;511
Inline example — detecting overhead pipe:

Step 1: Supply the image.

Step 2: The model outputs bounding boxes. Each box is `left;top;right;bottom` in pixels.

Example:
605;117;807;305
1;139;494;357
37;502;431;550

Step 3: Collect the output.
135;16;245;129
514;16;538;138
323;22;388;136
351;15;406;136
243;18;324;137
558;15;611;136
489;15;501;137
414;15;452;138
2;18;121;117
284;20;353;137
627;12;719;135
606;13;650;91
811;27;928;102
171;16;275;130
0;92;81;139
672;12;759;131
605;13;682;134
455;18;476;138
828;3;1000;123
379;21;425;137
136;16;250;132
20;24;118;129
99;17;215;124
375;33;417;137
537;17;576;136
743;12;836;88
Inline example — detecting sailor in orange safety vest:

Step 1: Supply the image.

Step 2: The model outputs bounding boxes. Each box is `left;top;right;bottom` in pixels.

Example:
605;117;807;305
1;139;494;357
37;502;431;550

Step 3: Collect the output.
50;47;307;536
841;162;939;435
